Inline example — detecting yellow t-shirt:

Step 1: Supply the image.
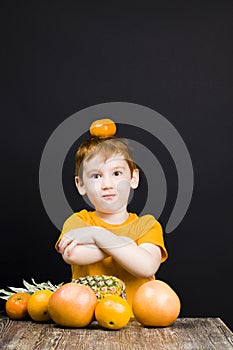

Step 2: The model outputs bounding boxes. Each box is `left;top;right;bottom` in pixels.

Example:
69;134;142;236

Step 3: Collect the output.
55;209;168;315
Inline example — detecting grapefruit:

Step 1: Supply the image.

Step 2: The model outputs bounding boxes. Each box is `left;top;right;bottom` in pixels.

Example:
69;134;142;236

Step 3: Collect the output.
48;283;98;327
132;280;181;327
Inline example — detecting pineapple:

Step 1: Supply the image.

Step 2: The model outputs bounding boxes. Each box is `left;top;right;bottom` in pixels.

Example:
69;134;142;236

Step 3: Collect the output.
0;275;126;301
72;275;127;300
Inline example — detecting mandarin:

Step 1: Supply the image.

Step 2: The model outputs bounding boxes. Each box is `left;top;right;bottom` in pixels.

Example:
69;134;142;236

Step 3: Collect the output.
5;292;30;320
132;280;181;327
95;295;131;330
48;283;98;327
90;118;116;137
27;290;53;322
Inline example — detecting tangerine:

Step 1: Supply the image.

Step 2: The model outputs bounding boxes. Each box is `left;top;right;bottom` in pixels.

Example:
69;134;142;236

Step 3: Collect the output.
48;283;98;327
95;295;131;330
132;280;181;327
27;290;53;322
5;292;30;320
90;118;116;137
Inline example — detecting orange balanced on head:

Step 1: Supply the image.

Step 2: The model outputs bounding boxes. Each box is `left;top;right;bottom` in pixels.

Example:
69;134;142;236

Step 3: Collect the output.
5;292;30;320
27;290;53;322
48;283;98;327
95;295;131;330
90;118;116;138
132;280;181;327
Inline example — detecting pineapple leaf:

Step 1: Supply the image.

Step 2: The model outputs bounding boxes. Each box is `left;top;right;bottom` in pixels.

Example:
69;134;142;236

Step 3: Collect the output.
0;289;14;301
7;287;28;293
0;295;11;300
31;278;45;289
0;289;13;295
31;279;53;291
47;280;55;289
22;279;38;292
0;289;14;296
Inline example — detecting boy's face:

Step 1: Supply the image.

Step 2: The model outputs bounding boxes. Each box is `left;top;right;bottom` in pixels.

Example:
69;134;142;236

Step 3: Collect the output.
75;153;139;215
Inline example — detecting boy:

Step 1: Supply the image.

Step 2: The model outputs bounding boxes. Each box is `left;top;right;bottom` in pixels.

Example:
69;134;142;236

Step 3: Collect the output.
56;124;168;312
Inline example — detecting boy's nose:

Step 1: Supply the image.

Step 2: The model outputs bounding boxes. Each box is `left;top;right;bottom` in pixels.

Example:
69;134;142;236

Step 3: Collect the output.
101;175;114;189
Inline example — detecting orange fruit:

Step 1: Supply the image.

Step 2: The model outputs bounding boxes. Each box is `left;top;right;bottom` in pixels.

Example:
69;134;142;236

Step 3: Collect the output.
27;290;53;322
132;280;181;327
48;283;98;327
5;292;30;320
95;295;131;330
90;118;116;137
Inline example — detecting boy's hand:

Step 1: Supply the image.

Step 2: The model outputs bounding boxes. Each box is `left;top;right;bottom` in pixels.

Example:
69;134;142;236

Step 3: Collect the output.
58;227;102;255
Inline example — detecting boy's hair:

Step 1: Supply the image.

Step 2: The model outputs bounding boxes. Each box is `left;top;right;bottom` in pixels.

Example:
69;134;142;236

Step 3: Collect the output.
75;137;137;178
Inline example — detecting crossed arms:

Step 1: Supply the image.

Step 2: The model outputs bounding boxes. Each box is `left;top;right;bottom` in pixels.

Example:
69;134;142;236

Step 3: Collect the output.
58;226;162;279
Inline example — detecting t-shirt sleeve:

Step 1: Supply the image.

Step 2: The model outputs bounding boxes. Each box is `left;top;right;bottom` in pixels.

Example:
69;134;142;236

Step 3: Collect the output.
54;213;89;251
136;220;168;262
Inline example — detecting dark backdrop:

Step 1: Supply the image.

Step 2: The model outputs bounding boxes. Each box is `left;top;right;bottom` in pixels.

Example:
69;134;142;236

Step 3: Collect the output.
1;1;233;330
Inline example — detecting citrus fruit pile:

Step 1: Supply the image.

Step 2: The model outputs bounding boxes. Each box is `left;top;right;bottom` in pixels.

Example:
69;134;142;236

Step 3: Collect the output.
4;282;131;330
3;278;181;329
5;289;54;322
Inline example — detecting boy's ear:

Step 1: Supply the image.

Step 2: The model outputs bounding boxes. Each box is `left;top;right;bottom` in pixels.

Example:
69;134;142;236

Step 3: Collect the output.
75;176;86;195
131;169;139;189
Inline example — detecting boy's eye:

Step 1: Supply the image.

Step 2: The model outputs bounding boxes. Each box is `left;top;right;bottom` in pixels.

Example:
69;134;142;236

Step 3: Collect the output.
114;171;122;176
91;173;101;179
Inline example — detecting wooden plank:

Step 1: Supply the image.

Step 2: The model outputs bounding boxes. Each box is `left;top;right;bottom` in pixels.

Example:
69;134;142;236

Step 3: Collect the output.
0;315;232;350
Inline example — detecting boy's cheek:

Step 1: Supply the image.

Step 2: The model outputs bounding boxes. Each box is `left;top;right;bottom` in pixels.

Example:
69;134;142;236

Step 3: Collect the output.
116;179;131;192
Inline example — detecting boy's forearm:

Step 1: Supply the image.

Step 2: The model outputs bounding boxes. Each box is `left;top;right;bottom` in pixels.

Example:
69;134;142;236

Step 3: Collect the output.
62;235;134;266
62;244;108;265
93;231;161;278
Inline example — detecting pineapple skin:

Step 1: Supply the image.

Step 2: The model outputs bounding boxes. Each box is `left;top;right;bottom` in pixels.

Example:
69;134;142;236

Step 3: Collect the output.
72;275;127;300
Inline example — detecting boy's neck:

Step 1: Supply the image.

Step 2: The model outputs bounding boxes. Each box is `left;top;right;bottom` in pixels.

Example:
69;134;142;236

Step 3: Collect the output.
95;210;130;225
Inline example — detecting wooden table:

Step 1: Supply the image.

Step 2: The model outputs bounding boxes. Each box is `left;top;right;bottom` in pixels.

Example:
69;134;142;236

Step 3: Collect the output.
0;313;232;350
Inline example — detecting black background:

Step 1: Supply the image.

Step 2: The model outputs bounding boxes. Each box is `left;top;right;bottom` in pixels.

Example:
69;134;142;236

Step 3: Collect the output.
1;1;233;330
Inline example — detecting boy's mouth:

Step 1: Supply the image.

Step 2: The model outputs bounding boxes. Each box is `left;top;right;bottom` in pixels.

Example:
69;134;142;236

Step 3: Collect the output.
102;194;116;199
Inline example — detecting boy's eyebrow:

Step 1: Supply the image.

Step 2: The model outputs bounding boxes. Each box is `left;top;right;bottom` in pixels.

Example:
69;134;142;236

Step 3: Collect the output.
86;169;101;175
112;166;127;171
86;165;127;175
